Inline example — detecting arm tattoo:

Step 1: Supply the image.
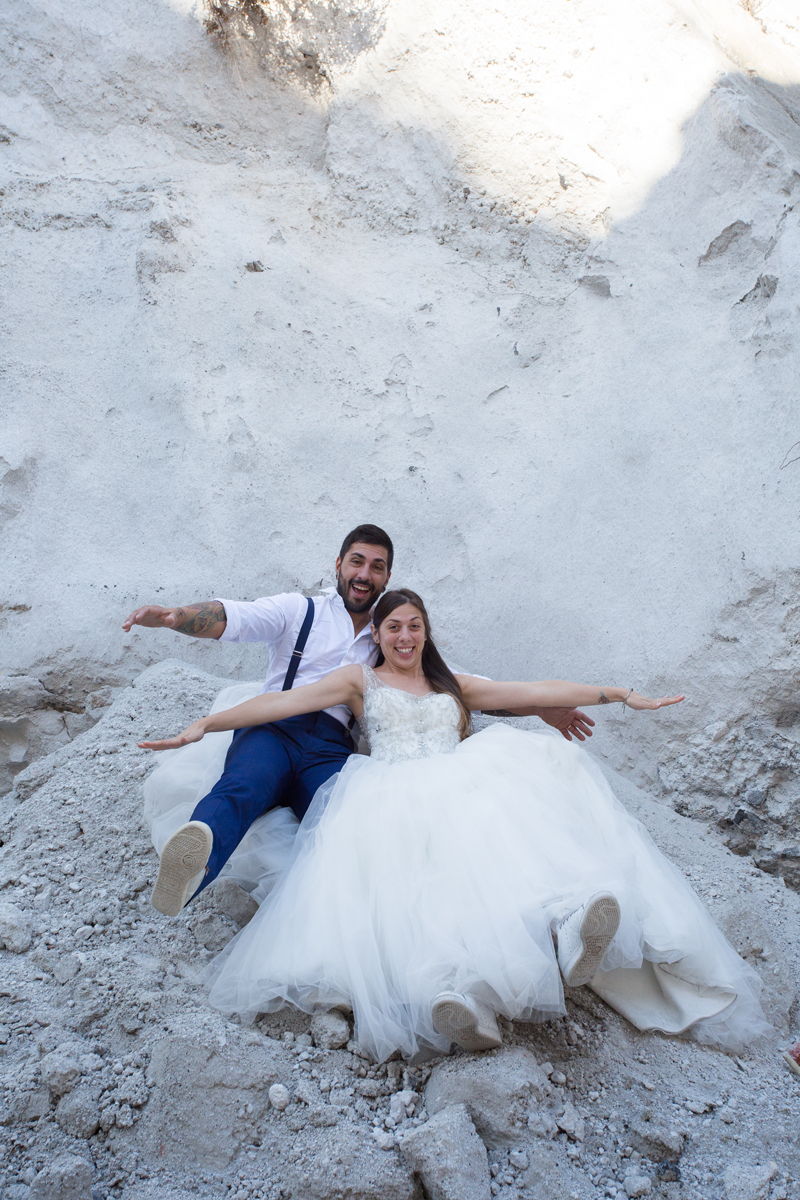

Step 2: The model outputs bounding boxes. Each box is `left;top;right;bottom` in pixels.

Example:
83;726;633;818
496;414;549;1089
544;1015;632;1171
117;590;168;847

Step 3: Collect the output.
172;601;226;637
598;692;611;704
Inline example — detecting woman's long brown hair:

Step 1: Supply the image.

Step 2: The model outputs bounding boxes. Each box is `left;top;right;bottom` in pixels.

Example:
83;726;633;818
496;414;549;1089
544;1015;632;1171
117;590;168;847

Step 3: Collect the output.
372;589;472;740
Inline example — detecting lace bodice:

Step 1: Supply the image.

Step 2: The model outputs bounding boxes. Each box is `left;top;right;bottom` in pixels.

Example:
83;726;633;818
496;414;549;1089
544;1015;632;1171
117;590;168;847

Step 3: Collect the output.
360;665;462;763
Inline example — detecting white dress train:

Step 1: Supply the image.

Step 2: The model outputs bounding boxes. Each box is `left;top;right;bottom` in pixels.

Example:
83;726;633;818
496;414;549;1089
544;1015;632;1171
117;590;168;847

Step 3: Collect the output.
186;667;768;1061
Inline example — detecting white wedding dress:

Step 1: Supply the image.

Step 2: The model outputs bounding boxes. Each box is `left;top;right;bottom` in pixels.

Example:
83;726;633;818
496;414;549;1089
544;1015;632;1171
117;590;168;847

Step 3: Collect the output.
179;666;769;1061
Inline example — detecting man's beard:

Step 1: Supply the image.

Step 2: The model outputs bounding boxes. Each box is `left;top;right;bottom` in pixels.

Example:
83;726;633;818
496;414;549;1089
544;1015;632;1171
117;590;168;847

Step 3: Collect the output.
337;573;380;613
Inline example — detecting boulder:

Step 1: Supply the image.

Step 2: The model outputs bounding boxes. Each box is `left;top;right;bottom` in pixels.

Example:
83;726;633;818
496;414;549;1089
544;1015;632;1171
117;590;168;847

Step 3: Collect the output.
425;1046;549;1147
399;1103;491;1200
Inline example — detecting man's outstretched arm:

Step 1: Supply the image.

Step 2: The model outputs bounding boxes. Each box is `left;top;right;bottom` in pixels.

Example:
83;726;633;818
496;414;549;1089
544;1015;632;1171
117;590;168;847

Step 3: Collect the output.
122;601;227;639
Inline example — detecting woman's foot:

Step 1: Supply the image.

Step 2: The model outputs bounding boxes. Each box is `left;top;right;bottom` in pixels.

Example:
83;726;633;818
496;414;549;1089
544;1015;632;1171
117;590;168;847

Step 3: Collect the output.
151;821;213;916
431;992;502;1051
556;892;621;987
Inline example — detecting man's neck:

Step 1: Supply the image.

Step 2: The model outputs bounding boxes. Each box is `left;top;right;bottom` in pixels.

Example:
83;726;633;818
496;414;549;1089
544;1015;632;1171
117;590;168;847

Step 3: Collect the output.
349;610;372;635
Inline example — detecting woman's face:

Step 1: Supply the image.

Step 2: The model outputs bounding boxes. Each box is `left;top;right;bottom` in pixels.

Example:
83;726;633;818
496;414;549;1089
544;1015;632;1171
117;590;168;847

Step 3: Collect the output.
374;603;427;671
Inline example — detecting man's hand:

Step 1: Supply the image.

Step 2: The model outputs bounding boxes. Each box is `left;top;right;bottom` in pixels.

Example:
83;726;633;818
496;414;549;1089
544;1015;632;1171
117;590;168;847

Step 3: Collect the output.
122;601;226;639
122;605;176;631
479;705;595;741
138;718;209;751
537;706;595;742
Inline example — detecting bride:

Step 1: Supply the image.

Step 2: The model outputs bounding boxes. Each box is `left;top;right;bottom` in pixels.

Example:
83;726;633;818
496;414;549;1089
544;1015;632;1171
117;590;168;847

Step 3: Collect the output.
140;588;767;1061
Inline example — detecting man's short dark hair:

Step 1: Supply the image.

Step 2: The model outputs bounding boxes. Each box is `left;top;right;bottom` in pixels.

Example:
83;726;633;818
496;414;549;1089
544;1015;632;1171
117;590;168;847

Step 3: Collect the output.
339;524;394;571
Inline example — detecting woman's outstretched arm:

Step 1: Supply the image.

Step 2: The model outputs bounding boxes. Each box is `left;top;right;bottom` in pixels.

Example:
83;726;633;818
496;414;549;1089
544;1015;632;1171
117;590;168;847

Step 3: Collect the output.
457;676;684;714
138;665;364;750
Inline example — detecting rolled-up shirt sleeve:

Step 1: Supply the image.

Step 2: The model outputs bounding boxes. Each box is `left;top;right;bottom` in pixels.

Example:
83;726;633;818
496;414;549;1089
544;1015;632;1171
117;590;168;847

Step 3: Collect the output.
215;594;294;644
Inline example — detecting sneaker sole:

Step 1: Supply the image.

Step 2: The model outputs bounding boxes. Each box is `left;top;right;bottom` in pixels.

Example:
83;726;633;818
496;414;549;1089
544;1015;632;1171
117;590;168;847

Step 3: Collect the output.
151;822;213;916
431;993;502;1052
563;894;621;987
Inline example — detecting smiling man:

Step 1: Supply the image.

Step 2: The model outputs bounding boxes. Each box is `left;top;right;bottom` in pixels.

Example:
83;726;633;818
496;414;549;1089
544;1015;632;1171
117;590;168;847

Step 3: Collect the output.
123;524;393;915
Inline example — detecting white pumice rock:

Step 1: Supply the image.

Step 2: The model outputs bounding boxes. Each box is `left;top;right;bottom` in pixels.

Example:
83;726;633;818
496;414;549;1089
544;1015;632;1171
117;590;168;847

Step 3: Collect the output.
268;1084;291;1112
389;1088;419;1123
373;1127;396;1150
425;1046;549;1148
626;1123;684;1162
355;1076;385;1098
310;1010;351;1050
0;901;33;953
623;1170;652;1198
39;1049;82;1097
556;1101;586;1143
399;1103;492;1200
54;1083;103;1139
28;1154;93;1200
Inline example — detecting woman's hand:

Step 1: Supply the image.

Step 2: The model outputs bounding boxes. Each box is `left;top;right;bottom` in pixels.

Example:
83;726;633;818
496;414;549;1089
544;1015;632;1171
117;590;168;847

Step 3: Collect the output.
624;691;685;711
138;719;209;751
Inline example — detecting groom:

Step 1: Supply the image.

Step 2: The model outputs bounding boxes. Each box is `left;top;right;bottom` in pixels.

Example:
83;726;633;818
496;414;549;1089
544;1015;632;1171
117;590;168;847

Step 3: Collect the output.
124;523;594;915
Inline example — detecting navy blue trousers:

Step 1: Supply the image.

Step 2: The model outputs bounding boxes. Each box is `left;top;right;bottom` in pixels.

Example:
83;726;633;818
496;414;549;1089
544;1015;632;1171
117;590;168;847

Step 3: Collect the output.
190;711;354;895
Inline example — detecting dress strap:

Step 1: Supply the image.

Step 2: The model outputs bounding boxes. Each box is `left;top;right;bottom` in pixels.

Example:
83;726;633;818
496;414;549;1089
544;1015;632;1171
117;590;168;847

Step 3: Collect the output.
361;663;380;693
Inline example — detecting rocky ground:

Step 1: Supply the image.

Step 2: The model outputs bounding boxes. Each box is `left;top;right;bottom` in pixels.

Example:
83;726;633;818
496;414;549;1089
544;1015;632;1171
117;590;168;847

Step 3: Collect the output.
1;663;798;1200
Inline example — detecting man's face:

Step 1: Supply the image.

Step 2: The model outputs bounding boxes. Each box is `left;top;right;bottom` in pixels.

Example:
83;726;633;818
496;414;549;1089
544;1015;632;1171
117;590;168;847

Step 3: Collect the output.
335;542;391;614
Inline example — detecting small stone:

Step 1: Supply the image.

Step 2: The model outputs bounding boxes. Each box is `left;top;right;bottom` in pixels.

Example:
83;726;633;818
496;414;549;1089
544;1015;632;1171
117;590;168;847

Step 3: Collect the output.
310;1010;351;1050
356;1077;385;1099
55;1084;102;1139
0;901;32;952
627;1123;684;1162
509;1149;529;1171
684;1097;714;1114
29;1153;93;1200
40;1049;81;1097
268;1084;291;1112
373;1128;396;1150
550;1070;567;1086
623;1170;652;1198
389;1089;419;1123
556;1101;585;1142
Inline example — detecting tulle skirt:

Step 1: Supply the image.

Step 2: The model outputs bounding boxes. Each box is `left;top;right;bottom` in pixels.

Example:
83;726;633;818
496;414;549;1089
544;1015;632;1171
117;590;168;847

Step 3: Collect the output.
165;720;769;1061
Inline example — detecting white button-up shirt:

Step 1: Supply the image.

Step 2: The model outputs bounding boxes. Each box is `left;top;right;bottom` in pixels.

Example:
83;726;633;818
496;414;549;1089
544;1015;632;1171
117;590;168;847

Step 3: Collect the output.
217;587;378;728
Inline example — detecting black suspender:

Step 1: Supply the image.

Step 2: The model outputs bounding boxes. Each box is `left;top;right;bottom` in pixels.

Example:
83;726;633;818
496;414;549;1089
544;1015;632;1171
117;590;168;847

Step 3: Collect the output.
281;596;315;691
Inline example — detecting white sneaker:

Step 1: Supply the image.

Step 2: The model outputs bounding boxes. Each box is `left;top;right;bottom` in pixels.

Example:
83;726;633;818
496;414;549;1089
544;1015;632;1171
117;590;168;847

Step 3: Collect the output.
556;893;621;987
151;821;213;916
431;991;503;1052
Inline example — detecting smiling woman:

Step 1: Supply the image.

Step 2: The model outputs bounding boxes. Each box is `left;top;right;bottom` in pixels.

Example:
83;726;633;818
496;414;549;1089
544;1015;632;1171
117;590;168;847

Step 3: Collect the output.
370;588;473;740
